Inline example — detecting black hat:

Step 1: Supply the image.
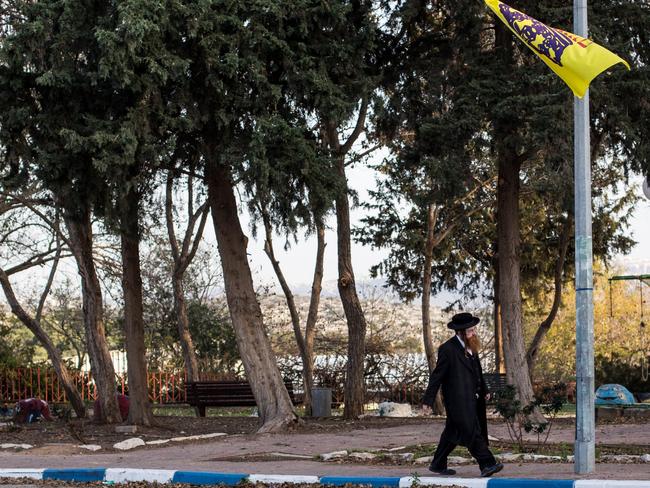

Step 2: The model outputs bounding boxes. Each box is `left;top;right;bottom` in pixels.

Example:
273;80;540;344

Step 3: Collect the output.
447;312;480;330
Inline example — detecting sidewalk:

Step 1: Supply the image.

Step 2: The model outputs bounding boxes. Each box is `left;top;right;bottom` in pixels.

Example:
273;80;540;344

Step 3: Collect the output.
1;420;648;483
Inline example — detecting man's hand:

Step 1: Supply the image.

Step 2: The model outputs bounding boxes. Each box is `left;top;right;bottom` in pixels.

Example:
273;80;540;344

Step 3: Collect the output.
485;393;492;402
421;404;432;415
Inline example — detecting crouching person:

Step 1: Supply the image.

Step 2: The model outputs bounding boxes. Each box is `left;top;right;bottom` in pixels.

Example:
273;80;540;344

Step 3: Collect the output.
14;398;54;423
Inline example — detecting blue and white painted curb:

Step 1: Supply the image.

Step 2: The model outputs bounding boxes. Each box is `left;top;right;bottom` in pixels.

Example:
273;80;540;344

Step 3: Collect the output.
1;468;649;488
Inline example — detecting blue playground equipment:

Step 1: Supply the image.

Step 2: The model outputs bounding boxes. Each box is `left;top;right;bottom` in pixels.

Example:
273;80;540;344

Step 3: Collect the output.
595;383;636;405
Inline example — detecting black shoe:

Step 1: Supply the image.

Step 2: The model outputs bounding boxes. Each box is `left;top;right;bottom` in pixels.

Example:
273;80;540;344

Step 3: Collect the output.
428;467;456;476
480;462;504;477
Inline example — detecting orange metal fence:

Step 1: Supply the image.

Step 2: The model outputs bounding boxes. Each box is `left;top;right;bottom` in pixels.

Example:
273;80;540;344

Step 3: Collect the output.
1;367;427;407
0;368;203;405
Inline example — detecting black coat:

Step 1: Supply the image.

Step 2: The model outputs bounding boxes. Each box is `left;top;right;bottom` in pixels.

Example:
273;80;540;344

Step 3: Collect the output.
422;336;489;446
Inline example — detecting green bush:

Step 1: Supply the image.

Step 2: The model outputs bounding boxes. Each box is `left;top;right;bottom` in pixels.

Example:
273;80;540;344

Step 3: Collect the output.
595;353;650;394
493;383;566;451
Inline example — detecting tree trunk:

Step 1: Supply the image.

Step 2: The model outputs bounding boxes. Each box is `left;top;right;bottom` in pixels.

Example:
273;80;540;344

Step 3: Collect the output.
321;103;369;419
421;204;445;415
334;155;367;419
165;174;206;383
262;213;306;360
172;275;200;382
496;153;539;411
422;204;438;373
303;223;325;415
494;268;505;374
493;20;540;418
120;189;153;426
262;212;323;415
0;270;86;419
64;211;122;423
526;215;573;377
205;161;297;432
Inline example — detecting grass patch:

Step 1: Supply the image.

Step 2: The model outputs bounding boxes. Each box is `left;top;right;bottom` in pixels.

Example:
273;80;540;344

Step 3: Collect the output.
560;403;576;414
408;444;475;459
152;405;257;417
150;404;346;417
403;440;647;460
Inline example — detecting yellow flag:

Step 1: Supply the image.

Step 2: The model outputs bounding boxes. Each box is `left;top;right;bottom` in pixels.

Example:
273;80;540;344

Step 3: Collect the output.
484;0;630;98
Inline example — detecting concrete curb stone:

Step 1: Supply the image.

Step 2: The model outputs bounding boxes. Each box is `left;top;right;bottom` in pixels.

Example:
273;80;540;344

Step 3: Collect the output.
1;468;650;488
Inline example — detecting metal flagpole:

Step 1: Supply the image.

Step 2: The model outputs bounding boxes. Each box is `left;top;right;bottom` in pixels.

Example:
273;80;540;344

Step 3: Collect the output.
574;0;596;475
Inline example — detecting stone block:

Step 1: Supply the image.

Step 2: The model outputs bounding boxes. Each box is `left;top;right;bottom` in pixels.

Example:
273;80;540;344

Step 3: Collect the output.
113;437;145;450
78;444;102;451
377;402;413;417
320;450;347;461
349;452;377;461
414;456;433;464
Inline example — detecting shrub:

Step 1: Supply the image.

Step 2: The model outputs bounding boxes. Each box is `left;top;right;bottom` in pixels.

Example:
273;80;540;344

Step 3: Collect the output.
595;353;650;394
493;383;566;451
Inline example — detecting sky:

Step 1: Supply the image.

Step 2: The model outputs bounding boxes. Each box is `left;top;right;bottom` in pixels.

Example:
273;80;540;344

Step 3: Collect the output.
204;165;650;307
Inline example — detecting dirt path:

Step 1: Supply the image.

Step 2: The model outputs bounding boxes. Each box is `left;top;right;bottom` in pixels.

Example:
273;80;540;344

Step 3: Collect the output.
1;420;649;480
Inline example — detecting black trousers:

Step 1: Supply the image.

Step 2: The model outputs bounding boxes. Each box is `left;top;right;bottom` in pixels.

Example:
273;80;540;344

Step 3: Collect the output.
429;423;496;471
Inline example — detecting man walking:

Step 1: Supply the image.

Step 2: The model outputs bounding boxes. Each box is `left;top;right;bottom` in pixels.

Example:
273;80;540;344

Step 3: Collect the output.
422;312;503;478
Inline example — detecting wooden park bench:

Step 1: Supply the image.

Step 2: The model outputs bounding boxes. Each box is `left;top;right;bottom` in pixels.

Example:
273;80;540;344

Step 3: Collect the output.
185;380;299;417
483;372;508;403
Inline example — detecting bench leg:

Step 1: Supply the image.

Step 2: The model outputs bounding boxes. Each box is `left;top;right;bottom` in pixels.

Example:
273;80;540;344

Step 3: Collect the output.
197;405;206;417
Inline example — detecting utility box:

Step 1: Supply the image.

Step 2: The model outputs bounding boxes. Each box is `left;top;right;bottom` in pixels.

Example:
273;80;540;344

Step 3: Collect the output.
311;387;332;417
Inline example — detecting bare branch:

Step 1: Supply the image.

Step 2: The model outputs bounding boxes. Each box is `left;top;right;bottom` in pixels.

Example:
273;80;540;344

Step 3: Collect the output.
0;191;73;249
188;175;194;220
180;200;209;261
344;144;383;167
526;215;573;370
4;248;72;276
452;175;497;207
36;239;63;323
165;173;181;263
179;202;210;275
340;98;369;156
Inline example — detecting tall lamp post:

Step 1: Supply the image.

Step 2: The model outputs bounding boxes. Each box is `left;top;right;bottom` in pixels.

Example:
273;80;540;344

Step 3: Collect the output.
573;0;596;475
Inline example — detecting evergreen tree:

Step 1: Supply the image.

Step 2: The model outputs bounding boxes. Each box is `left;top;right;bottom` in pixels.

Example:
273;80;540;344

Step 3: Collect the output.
106;0;342;430
246;115;338;414
274;0;387;419
360;0;496;382
365;0;648;405
0;0;126;423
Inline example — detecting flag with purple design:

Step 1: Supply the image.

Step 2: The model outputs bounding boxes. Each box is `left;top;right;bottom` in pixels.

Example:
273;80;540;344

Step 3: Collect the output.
485;0;630;98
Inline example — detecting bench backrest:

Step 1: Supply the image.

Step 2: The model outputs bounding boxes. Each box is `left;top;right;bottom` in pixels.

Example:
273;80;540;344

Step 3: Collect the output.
185;380;295;407
483;373;508;392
